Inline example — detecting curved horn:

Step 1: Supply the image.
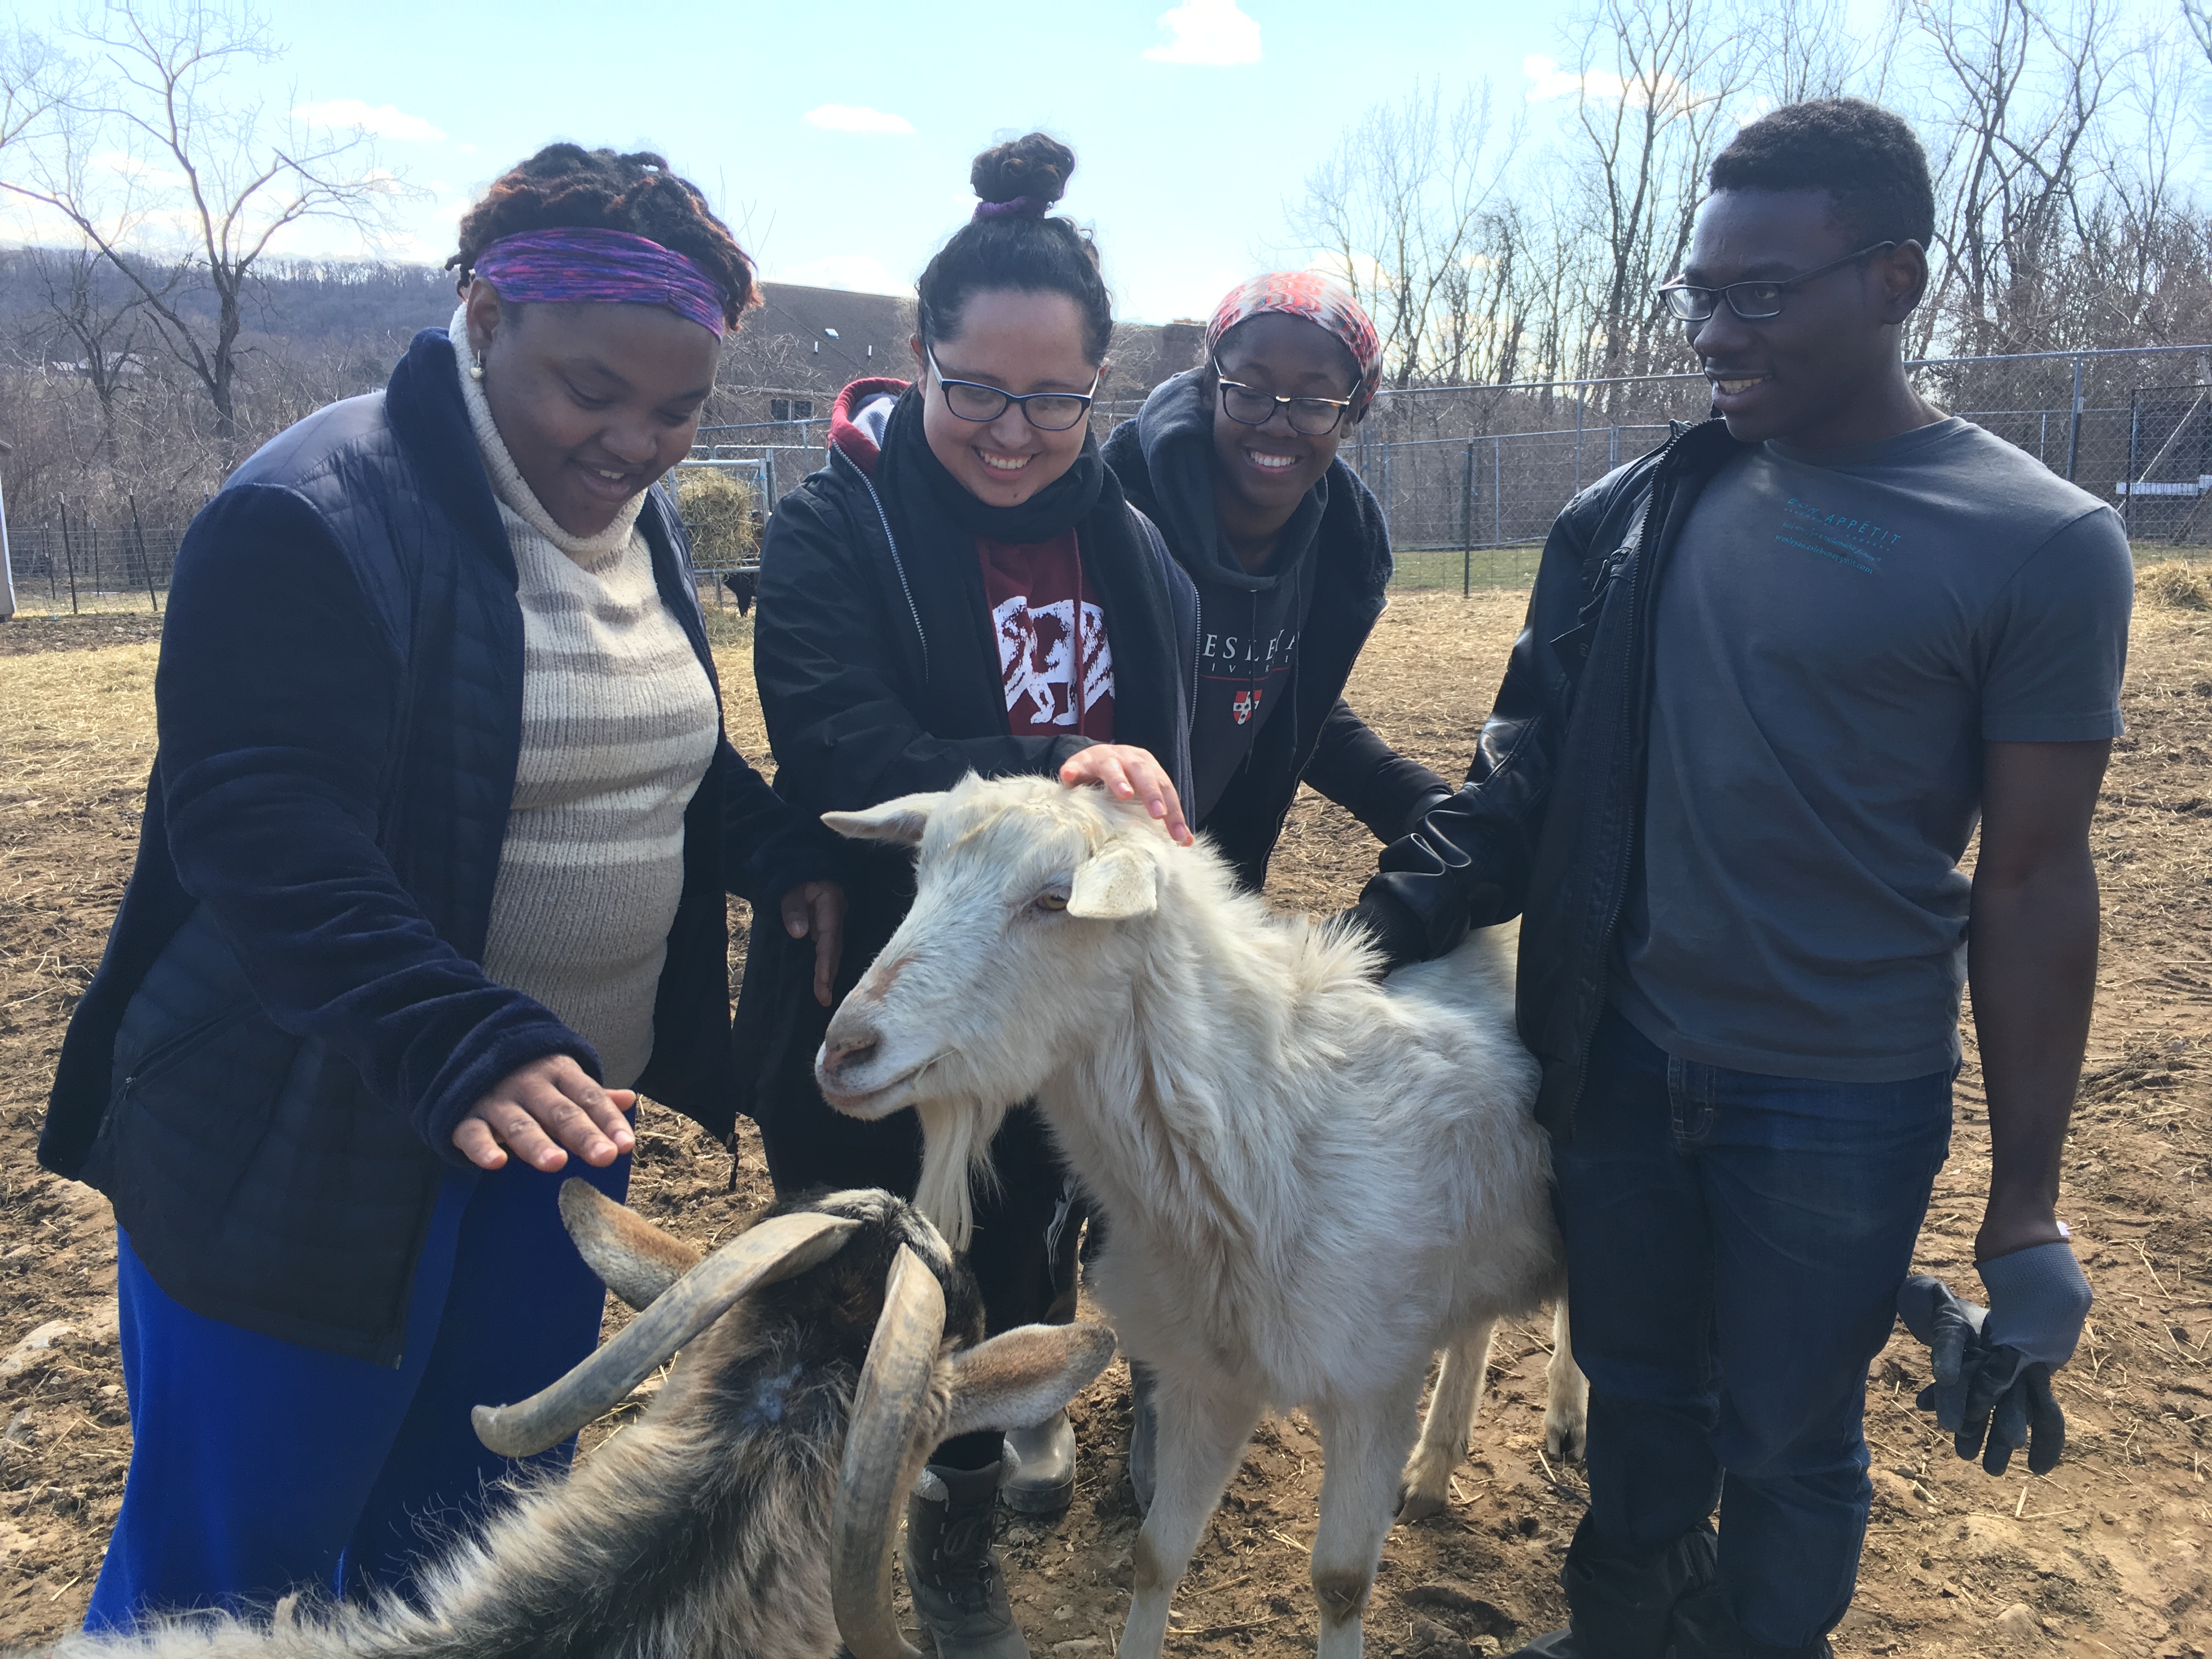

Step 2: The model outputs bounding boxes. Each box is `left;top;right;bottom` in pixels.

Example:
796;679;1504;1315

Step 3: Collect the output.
558;1178;704;1312
473;1210;860;1457
830;1244;947;1659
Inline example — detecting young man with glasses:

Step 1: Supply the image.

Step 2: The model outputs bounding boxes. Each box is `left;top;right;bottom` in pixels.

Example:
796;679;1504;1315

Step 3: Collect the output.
1350;100;2128;1658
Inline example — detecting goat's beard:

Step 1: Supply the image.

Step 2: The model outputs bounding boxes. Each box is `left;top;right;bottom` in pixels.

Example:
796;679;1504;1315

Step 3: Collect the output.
913;1094;1013;1253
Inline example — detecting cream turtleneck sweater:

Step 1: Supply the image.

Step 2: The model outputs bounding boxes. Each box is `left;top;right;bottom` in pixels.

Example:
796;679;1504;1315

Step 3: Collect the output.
454;306;720;1090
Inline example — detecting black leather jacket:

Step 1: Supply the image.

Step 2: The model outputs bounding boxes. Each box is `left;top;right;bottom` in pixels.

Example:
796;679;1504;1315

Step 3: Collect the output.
1355;417;1747;1138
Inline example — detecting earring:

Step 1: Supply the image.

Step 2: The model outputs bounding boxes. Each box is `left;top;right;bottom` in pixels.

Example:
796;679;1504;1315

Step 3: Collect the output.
469;364;484;382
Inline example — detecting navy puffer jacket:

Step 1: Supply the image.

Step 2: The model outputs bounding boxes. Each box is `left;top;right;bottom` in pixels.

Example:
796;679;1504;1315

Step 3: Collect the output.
39;326;837;1365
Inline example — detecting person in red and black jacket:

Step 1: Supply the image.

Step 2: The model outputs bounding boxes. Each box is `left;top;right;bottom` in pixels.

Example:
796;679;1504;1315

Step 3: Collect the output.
737;133;1194;1659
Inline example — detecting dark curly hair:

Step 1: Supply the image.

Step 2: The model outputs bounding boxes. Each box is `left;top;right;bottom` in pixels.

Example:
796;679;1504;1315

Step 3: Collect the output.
915;133;1113;364
449;144;758;329
1708;99;1935;250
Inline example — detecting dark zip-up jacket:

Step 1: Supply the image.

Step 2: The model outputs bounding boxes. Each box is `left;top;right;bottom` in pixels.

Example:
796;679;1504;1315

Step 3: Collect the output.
1103;386;1448;890
1355;417;1747;1137
732;385;1196;1131
38;326;837;1364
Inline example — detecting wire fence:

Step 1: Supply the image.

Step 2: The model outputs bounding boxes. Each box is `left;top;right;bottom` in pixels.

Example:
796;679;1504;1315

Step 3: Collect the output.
8;345;2209;615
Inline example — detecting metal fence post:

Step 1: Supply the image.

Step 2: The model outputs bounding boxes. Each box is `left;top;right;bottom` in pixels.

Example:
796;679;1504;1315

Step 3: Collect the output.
59;499;80;614
1461;445;1474;597
1575;391;1585;495
2064;354;2084;483
131;495;159;614
1493;434;1503;548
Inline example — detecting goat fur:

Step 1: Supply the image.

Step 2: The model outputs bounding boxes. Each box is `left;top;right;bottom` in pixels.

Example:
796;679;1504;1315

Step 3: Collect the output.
817;776;1587;1659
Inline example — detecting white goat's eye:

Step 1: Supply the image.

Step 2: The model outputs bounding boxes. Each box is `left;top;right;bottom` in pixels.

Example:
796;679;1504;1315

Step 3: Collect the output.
1033;889;1069;912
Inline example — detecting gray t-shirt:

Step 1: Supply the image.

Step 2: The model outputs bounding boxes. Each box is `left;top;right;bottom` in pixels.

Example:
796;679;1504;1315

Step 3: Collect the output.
1612;416;2133;1082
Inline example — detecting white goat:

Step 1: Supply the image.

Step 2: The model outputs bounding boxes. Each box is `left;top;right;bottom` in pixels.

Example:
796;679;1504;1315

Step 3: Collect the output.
43;1186;1113;1659
814;775;1588;1659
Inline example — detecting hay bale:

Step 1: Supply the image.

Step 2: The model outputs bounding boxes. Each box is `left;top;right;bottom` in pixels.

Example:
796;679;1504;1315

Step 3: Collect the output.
2138;559;2211;611
676;469;761;568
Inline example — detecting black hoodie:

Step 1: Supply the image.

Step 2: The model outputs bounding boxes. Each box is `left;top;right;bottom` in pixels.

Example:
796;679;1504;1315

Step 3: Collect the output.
1103;369;1449;890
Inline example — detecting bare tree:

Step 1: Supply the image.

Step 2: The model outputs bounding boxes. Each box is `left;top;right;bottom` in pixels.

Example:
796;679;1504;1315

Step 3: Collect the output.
0;21;72;155
2;0;402;445
1906;0;2123;355
1289;80;1525;387
26;244;163;457
1558;0;1755;385
1748;0;1899;105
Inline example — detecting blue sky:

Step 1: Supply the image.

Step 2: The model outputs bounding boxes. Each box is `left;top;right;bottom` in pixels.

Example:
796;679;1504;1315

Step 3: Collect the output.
9;0;1577;321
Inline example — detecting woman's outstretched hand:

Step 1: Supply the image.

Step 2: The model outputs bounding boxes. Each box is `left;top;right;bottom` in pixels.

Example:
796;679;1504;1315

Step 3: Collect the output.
782;879;848;1007
1059;745;1194;846
452;1054;636;1172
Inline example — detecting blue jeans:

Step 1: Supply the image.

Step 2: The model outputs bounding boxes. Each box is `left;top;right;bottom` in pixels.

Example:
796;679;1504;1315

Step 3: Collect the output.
86;1146;629;1631
1551;1008;1953;1652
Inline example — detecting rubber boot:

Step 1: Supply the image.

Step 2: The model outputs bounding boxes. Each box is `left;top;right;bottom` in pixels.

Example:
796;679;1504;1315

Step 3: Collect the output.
1000;1411;1076;1515
1666;1583;1835;1659
1126;1360;1159;1514
1503;1518;1717;1658
905;1462;1029;1659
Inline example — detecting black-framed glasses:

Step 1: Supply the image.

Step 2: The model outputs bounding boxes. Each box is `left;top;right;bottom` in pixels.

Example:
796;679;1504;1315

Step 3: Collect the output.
1212;359;1360;436
1654;241;1898;322
926;347;1101;432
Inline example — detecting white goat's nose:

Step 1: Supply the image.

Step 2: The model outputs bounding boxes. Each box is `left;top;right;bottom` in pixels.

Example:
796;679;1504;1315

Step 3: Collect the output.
822;1026;881;1080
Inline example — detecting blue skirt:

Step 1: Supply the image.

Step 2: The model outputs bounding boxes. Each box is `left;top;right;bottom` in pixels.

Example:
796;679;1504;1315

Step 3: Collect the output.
86;1146;631;1630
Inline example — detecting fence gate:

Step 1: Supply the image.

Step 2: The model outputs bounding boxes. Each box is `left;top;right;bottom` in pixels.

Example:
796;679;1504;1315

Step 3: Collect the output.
2120;384;2212;545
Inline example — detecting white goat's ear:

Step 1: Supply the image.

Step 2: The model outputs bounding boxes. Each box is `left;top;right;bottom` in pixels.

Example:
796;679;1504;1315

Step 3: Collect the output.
1066;844;1159;919
821;792;947;847
940;1322;1119;1441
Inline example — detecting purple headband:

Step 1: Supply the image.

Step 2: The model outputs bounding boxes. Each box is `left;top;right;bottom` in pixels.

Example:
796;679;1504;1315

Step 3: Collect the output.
974;195;1047;221
471;227;729;337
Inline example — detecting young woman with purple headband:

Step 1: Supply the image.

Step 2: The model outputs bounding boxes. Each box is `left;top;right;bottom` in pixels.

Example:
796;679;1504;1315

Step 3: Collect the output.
741;132;1195;1659
41;144;847;1629
1098;273;1450;1506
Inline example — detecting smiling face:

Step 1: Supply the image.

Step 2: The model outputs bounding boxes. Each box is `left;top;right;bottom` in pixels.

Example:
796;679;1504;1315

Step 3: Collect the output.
912;289;1101;508
1676;189;1933;450
1208;312;1359;516
465;278;720;538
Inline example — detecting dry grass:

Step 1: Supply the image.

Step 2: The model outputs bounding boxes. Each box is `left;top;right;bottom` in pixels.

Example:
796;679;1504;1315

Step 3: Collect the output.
1;590;2207;1656
2139;559;2212;612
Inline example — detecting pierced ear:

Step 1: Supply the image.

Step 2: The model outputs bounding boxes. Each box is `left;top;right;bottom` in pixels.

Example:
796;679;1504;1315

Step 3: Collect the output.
1067;844;1158;919
822;792;947;848
941;1322;1119;1441
558;1180;704;1311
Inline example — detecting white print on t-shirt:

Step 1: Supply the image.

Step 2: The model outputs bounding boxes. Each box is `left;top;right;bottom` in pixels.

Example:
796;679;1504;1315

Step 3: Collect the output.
995;595;1114;728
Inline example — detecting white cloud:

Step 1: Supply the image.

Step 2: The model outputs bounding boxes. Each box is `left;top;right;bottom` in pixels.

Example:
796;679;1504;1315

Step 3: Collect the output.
294;98;446;142
804;104;915;135
1522;53;1702;114
1143;0;1261;65
771;253;902;294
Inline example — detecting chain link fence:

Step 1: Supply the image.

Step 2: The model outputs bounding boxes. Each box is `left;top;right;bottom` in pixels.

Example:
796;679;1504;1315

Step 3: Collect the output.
9;348;2208;614
1357;342;2212;590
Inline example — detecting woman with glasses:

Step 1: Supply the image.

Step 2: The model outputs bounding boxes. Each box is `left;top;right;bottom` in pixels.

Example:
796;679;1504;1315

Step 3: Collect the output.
1104;274;1449;899
1096;273;1449;1511
741;132;1194;1659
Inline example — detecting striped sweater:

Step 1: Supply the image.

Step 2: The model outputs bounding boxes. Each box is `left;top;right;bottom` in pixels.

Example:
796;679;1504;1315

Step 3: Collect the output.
453;308;720;1090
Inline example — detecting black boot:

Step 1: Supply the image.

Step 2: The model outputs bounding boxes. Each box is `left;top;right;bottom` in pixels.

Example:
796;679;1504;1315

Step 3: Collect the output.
1666;1583;1834;1658
1504;1519;1717;1658
904;1462;1029;1659
1126;1360;1158;1514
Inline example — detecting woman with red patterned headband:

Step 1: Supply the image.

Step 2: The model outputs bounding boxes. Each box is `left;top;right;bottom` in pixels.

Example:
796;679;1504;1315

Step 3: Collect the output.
1097;276;1449;1508
43;144;847;1629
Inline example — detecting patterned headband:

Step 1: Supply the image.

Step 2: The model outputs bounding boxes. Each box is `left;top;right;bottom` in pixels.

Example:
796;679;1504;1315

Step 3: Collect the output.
1206;272;1384;416
471;227;729;337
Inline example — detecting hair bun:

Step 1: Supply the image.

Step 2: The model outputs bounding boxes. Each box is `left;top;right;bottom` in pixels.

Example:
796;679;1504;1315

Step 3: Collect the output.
970;132;1075;210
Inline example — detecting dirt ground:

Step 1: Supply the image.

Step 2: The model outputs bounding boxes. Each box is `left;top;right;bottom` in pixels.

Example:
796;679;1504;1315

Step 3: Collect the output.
1;586;2207;1657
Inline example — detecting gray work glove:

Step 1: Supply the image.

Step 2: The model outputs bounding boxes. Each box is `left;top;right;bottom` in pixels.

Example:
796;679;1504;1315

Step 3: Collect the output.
1897;1242;2091;1477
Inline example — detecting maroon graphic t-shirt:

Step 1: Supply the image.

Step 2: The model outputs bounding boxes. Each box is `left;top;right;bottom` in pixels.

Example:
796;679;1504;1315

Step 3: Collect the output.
978;531;1115;741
